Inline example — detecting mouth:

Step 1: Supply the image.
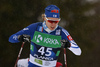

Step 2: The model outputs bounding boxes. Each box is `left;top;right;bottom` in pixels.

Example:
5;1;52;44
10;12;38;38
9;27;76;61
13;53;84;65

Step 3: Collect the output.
51;26;55;29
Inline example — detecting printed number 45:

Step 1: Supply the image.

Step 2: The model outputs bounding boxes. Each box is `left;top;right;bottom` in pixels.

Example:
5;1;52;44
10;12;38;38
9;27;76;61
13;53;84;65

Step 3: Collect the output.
38;47;52;56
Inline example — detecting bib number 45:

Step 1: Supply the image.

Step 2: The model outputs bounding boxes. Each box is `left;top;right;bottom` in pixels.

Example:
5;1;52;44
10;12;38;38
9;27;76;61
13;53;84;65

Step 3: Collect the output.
38;47;52;56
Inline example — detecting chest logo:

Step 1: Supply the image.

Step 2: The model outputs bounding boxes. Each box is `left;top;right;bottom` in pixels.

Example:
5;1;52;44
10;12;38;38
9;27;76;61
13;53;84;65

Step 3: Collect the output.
35;34;59;45
32;31;61;48
35;35;43;43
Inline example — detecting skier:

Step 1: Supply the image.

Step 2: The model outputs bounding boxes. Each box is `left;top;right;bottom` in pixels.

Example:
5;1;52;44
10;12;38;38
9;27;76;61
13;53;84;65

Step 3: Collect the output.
9;5;81;67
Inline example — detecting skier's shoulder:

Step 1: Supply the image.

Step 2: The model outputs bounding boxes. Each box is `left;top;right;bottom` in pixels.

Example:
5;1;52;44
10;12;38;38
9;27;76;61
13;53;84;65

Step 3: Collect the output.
58;26;70;36
58;26;69;32
28;22;42;27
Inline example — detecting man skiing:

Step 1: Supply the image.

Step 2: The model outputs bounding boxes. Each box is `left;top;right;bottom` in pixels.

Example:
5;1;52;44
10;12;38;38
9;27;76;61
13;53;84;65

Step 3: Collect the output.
9;5;81;67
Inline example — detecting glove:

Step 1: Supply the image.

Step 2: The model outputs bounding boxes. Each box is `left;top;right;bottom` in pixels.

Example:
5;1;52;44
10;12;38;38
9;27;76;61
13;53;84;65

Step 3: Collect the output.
18;34;30;42
61;39;70;48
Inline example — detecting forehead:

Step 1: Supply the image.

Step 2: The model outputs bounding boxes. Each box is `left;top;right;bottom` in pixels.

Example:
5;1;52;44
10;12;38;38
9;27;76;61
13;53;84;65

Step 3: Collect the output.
47;17;59;20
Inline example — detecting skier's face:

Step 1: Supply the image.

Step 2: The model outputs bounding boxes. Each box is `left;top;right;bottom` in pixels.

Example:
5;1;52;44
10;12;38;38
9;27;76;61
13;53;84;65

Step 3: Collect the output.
45;17;60;30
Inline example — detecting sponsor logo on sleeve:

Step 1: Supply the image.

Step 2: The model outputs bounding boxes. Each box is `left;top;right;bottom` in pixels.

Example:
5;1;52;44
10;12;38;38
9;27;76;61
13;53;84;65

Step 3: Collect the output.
67;35;73;41
23;28;29;30
13;35;18;40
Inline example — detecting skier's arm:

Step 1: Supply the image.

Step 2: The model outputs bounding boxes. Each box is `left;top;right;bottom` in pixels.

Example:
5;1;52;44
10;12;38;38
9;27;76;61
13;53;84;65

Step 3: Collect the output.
61;29;81;56
9;23;37;43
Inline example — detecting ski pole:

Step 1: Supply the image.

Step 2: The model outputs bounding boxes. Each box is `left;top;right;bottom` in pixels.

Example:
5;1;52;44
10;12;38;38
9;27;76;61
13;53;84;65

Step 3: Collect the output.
14;42;25;67
64;48;67;67
60;39;68;67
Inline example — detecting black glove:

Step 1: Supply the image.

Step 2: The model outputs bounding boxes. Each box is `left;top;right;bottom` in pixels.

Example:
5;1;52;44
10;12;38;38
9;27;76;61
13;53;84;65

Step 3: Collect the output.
61;39;70;48
18;34;30;42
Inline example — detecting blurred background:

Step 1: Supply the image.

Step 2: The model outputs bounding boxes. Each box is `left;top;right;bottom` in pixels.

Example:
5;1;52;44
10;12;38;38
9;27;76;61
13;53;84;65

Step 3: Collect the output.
0;0;100;67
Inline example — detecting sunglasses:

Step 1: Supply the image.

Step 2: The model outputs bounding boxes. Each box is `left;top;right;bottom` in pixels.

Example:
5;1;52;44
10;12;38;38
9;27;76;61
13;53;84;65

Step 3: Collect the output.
45;17;60;23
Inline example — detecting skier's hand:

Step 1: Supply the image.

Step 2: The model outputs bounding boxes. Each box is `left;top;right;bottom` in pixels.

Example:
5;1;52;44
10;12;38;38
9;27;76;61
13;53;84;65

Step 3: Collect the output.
18;34;30;42
61;39;70;48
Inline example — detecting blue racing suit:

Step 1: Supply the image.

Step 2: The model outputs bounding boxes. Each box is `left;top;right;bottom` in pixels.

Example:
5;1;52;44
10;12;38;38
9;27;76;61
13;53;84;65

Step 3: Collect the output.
9;22;81;67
